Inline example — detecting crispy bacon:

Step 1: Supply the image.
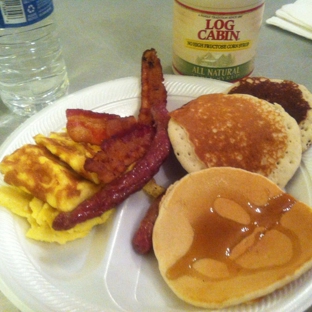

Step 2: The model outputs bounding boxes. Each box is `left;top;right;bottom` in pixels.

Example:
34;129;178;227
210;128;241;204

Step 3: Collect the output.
84;123;155;184
66;109;136;145
138;48;166;126
53;118;169;230
132;194;163;254
52;49;169;231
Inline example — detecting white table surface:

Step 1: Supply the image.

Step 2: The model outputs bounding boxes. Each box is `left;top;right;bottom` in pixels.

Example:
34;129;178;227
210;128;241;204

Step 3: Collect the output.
0;0;311;311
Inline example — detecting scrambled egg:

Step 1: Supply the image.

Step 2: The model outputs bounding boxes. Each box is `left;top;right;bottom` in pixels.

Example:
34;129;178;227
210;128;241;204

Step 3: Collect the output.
0;186;114;244
34;132;101;184
0;185;32;217
0;144;100;212
0;132;115;244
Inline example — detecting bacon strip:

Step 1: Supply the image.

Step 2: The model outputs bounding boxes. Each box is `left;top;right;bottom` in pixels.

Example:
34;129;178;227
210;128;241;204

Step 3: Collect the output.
52;49;169;230
138;48;166;126
84;123;155;184
66;109;136;145
132;195;163;254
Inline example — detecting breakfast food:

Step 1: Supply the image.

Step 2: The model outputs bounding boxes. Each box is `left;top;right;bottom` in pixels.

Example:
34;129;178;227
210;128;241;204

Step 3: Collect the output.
168;93;302;188
0;144;100;212
0;48;168;243
84;122;155;184
226;77;312;151
132;194;163;254
66;108;137;145
153;167;312;308
34;132;101;184
0;185;32;218
26;197;114;244
0;45;312;309
0;185;114;244
0;142;114;244
52;48;170;231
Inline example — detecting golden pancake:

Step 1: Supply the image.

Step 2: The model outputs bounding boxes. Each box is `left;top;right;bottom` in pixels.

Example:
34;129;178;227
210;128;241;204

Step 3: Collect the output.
168;93;302;188
153;167;312;309
226;77;312;151
0;144;100;212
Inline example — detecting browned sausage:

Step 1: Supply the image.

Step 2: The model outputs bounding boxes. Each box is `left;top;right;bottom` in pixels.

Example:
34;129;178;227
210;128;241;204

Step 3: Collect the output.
132;195;163;254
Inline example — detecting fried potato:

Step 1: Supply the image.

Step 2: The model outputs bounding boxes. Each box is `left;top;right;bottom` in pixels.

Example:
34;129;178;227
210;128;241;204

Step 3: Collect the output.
143;178;166;198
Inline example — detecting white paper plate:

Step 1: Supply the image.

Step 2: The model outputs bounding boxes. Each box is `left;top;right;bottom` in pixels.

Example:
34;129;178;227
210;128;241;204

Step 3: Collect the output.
1;75;312;312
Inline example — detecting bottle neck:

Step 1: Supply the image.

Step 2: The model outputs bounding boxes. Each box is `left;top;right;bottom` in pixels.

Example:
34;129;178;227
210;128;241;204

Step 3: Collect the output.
0;0;54;28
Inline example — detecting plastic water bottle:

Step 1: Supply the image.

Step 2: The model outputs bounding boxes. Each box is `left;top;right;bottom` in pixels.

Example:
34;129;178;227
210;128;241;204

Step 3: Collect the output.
0;0;69;116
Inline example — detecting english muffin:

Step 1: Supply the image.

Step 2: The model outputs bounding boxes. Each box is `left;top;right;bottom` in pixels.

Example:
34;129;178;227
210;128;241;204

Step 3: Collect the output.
168;93;302;188
226;77;312;151
153;167;312;309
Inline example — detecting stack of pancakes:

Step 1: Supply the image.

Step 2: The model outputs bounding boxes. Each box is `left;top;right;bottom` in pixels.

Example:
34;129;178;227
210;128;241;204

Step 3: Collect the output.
153;78;312;308
168;77;312;188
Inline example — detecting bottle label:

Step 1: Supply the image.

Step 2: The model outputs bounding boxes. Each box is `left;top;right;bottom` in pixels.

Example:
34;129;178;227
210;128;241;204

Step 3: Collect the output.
172;0;264;81
0;0;54;28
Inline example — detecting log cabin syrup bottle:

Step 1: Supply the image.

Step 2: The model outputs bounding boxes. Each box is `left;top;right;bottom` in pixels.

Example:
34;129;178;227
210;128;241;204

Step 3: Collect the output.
172;0;265;82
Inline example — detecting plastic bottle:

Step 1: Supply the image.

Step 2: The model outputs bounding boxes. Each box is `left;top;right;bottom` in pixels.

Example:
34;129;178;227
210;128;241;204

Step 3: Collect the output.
172;0;265;82
0;0;69;116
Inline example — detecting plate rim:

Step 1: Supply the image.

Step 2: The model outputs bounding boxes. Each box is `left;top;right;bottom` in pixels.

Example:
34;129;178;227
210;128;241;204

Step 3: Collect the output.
0;74;312;312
